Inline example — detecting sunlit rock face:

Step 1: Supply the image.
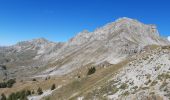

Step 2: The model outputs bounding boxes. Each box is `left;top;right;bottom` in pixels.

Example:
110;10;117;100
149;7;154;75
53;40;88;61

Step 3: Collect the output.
39;17;169;76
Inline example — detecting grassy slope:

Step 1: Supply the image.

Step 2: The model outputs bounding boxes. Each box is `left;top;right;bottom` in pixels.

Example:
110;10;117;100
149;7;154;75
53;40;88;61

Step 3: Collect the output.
45;59;130;100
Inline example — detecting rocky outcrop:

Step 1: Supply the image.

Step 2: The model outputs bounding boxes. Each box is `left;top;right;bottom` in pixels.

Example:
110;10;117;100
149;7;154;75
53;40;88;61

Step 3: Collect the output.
84;46;170;100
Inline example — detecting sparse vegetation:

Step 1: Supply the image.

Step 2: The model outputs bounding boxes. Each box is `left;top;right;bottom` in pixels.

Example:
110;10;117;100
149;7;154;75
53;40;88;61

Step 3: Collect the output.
146;74;151;79
122;91;129;96
119;83;128;89
131;86;138;90
112;87;119;94
45;97;50;100
151;80;158;86
144;79;151;85
158;73;170;81
141;86;149;90
149;92;155;95
160;82;168;90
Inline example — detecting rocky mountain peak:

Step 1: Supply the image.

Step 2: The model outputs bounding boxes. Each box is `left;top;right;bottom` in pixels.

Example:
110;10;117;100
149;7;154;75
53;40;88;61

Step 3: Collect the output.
14;38;53;48
115;17;136;22
31;38;49;44
70;17;168;46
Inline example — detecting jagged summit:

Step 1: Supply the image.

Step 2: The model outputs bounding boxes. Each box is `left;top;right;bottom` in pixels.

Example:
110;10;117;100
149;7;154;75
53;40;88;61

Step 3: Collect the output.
31;38;49;43
70;17;168;46
15;38;51;46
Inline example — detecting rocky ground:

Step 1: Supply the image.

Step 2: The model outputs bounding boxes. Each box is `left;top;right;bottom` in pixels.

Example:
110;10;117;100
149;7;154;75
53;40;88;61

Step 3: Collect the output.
72;46;170;100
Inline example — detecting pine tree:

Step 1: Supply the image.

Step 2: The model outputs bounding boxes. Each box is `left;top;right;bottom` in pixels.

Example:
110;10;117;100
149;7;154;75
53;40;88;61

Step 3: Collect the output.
51;84;56;90
31;90;35;94
25;90;31;96
32;78;36;81
37;87;43;95
7;93;17;100
1;93;6;100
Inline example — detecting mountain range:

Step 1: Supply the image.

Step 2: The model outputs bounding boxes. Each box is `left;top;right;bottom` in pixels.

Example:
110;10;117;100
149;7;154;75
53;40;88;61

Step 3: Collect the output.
0;17;170;100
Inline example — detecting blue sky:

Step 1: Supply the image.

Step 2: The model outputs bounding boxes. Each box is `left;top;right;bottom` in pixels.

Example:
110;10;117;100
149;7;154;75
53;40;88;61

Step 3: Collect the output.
0;0;170;45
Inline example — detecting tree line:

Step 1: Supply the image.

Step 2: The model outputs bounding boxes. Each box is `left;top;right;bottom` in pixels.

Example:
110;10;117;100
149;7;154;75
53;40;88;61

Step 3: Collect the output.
0;79;16;88
0;83;56;100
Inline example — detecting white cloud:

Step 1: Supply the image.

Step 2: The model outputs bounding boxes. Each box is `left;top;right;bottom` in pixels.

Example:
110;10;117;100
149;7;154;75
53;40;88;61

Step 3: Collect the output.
168;36;170;41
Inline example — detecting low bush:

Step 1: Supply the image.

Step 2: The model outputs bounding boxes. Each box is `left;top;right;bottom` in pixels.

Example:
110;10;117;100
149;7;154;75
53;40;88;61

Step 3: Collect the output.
87;67;96;75
37;87;43;95
32;78;36;81
0;79;16;88
51;84;56;90
119;83;128;89
1;93;6;100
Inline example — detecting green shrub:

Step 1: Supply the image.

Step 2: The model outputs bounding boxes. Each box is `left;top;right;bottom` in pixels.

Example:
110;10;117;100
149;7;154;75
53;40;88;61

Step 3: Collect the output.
151;80;158;86
19;90;27;100
31;90;35;94
0;82;7;88
26;90;31;96
4;89;29;100
0;79;16;88
15;91;21;99
7;93;17;100
160;82;168;90
158;73;170;81
7;79;16;88
45;97;50;100
0;65;6;70
119;83;128;89
122;91;129;96
87;67;96;75
112;87;119;94
145;79;151;85
32;78;36;81
132;86;138;90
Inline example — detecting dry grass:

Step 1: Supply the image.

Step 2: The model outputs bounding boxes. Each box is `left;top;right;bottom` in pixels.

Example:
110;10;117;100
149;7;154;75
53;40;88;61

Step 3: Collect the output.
0;47;134;99
46;60;130;100
0;76;71;96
